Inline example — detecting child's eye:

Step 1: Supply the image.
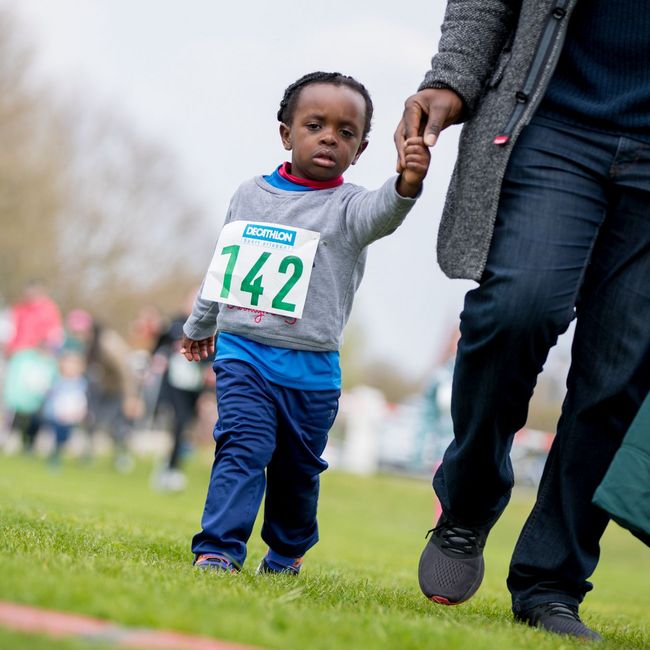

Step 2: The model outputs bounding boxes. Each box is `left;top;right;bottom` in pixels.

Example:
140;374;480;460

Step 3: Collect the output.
306;123;321;131
340;129;355;138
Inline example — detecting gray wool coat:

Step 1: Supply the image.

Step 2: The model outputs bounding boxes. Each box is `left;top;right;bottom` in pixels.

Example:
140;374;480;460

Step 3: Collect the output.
421;0;578;280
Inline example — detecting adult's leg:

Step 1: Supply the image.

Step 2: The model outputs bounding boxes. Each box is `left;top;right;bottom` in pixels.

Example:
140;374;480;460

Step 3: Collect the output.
434;116;611;528
93;393;134;472
191;361;277;567
13;412;41;452
167;387;199;470
508;134;650;611
262;388;339;559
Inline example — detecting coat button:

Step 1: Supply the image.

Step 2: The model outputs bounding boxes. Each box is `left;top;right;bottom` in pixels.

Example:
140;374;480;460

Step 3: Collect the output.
552;7;567;18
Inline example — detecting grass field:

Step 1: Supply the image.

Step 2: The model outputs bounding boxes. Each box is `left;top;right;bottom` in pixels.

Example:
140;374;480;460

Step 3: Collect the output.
0;452;648;649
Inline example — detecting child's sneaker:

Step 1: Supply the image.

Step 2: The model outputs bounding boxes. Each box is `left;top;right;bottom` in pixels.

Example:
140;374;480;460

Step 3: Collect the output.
193;554;239;573
151;466;187;493
256;551;303;575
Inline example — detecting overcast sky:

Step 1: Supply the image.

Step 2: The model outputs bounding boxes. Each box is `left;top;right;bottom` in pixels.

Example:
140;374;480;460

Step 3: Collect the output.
3;0;476;380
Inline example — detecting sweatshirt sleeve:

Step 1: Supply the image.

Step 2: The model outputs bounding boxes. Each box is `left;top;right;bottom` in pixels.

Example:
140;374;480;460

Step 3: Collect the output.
182;197;238;341
419;0;519;117
182;279;220;341
338;176;419;250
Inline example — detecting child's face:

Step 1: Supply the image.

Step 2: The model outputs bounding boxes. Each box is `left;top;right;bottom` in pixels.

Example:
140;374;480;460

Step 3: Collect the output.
280;83;368;181
59;352;85;378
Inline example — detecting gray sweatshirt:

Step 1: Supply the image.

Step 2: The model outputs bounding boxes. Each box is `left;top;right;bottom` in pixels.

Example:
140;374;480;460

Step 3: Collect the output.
183;174;417;352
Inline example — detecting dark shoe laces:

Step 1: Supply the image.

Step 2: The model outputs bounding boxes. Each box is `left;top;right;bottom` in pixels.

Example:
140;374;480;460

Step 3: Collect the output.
520;601;601;641
426;522;484;556
538;602;581;621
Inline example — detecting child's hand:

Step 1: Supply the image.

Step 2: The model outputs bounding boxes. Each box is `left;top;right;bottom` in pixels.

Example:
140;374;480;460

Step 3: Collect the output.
396;137;431;198
180;335;215;362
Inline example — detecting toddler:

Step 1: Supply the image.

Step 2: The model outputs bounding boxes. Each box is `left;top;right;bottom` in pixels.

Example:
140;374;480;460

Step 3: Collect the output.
182;71;430;573
42;349;88;465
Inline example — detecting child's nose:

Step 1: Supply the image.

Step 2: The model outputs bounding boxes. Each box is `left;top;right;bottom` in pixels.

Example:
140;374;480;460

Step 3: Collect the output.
319;129;337;145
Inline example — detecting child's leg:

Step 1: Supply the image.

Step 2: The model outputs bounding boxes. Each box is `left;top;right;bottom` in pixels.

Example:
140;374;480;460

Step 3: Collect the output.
54;423;72;449
191;360;278;568
261;387;340;563
51;422;72;458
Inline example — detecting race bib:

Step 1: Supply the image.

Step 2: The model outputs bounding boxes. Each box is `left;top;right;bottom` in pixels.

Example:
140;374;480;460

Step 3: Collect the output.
201;221;320;319
167;353;204;391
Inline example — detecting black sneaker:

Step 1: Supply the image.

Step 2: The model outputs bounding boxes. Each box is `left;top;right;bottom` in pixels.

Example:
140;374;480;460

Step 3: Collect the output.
418;514;488;605
515;602;602;641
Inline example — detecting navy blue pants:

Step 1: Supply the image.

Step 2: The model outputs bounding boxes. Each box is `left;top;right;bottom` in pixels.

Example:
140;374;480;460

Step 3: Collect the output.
192;360;339;567
433;114;650;610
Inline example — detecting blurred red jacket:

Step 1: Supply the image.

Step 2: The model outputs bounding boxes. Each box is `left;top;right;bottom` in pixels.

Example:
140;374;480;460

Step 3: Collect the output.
6;295;63;356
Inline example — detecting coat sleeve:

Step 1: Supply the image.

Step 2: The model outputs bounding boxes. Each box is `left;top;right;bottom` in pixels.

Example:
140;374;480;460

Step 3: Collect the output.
419;0;520;117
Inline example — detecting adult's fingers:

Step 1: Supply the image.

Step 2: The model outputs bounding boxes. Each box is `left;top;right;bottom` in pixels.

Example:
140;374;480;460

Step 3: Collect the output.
394;97;426;171
394;117;408;172
423;88;464;145
402;101;425;140
423;105;448;147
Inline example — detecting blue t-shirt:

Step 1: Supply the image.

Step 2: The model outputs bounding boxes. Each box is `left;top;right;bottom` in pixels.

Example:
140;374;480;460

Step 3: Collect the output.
215;164;341;391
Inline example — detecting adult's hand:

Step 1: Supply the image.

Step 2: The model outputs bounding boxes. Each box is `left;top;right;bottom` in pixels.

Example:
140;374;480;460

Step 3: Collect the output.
394;88;464;171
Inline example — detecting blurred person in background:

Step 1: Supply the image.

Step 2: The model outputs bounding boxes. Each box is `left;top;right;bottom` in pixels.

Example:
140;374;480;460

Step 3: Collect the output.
5;281;63;357
2;342;58;451
0;303;14;352
127;306;163;392
41;349;88;467
128;305;163;355
415;327;459;472
65;309;142;472
149;290;210;492
1;282;62;451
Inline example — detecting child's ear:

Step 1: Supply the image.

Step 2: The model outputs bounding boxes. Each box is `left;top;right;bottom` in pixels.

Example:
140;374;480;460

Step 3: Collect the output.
351;139;369;165
279;123;292;151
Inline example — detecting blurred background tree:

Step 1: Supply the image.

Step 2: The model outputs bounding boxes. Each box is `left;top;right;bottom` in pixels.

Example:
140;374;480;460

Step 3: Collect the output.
0;12;65;292
54;105;208;329
0;10;208;330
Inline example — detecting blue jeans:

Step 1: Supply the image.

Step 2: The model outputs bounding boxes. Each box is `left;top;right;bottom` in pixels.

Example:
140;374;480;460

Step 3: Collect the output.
433;114;650;610
192;360;339;567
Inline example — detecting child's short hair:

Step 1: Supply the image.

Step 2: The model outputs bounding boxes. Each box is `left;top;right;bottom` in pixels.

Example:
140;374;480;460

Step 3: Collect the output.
277;71;374;140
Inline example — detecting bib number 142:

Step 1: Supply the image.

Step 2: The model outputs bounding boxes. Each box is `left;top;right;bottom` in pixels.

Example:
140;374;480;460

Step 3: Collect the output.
201;221;320;319
220;245;303;312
